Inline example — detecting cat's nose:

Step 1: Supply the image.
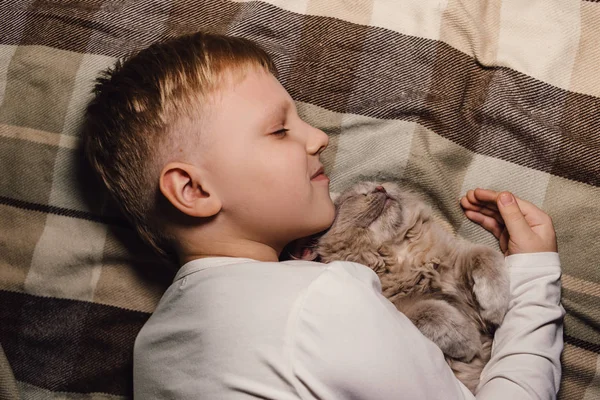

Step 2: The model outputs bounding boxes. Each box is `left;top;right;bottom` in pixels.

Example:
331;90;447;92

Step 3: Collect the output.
373;185;386;193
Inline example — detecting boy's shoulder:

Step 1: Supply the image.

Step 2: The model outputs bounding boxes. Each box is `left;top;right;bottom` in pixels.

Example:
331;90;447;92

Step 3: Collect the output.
173;256;379;290
149;257;382;328
135;257;384;364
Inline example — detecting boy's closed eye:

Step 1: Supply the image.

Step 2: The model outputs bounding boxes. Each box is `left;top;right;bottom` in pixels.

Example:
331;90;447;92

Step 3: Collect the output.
271;128;289;137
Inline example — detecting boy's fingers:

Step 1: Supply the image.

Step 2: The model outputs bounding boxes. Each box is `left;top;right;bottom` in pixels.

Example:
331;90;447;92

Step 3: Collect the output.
472;189;499;210
474;188;500;199
496;192;532;238
474;188;551;228
464;210;503;239
461;199;504;225
460;195;480;212
461;195;504;226
466;189;495;209
461;192;483;209
476;188;540;217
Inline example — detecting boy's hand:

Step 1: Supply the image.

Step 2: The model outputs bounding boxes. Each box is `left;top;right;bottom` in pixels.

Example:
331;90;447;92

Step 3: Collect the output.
460;189;557;256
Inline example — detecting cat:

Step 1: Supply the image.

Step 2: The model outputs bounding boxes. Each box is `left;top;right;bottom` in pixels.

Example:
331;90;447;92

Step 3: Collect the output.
290;181;510;393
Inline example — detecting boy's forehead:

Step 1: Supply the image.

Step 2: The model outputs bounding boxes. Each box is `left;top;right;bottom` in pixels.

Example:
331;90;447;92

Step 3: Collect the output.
232;67;286;100
195;67;290;143
210;67;291;117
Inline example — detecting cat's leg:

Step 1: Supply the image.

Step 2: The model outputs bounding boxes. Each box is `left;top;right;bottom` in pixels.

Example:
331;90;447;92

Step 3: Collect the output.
446;335;492;394
396;297;481;362
462;245;509;326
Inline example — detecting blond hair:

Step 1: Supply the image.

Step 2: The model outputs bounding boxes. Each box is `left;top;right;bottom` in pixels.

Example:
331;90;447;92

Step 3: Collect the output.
83;32;277;261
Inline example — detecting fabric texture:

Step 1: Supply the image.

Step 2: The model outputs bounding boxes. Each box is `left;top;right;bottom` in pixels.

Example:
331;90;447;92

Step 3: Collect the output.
0;0;598;398
134;254;562;399
0;344;19;400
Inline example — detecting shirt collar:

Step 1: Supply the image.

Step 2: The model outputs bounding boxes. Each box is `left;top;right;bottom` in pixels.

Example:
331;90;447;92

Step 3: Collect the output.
174;257;257;282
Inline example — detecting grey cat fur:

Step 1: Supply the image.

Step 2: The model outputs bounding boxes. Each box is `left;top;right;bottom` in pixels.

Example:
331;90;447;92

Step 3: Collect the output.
304;181;509;393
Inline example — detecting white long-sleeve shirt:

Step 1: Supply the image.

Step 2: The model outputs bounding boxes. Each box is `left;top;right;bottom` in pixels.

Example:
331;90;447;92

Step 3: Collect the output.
133;252;564;399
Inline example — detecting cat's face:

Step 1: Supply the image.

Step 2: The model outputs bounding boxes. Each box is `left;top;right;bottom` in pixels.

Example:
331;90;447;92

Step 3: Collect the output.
309;181;430;265
328;181;405;244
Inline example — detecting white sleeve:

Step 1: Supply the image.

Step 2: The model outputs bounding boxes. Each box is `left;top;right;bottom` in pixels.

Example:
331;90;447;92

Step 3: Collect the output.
285;261;472;400
476;252;565;400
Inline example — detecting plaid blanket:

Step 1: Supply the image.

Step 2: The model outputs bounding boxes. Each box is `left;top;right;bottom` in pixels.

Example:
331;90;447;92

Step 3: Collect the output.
1;0;599;398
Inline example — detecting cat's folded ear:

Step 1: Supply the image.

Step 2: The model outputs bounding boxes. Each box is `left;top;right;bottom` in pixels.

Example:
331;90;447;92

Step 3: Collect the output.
283;233;322;261
298;247;319;261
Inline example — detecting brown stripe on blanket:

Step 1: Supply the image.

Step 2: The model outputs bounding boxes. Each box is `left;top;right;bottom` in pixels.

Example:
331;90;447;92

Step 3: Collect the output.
0;196;130;228
2;0;598;186
563;288;600;346
164;0;240;37
566;335;600;354
555;92;600;184
279;10;373;119
559;343;598;400
2;0;105;50
0;289;150;396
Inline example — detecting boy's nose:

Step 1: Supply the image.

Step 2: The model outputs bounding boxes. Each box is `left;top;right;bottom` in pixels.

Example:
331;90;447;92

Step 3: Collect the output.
373;185;386;193
307;125;329;156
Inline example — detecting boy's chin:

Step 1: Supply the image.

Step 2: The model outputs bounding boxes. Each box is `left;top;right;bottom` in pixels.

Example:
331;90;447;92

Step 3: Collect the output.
321;198;336;224
279;202;335;261
306;211;336;244
308;213;335;237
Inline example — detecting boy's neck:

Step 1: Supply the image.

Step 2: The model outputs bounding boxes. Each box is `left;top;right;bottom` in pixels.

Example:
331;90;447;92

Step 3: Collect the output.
179;238;282;265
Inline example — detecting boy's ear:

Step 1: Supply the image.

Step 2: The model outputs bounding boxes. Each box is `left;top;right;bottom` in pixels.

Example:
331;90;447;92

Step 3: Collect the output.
159;162;222;218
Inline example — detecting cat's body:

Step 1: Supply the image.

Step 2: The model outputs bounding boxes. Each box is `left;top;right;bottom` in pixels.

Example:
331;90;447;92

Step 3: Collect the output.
302;181;509;393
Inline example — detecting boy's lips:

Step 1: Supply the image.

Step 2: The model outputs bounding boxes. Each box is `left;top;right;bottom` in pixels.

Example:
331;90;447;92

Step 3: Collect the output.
310;166;328;182
312;173;329;182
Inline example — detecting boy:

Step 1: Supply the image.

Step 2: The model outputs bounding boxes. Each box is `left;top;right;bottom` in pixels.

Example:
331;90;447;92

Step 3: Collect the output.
83;32;563;399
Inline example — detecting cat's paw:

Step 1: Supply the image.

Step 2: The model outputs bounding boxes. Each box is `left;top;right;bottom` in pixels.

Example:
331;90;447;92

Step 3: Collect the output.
411;299;481;362
469;246;509;326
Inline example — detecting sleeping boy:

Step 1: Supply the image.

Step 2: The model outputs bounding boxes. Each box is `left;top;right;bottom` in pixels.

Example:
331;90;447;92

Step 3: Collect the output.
83;32;564;399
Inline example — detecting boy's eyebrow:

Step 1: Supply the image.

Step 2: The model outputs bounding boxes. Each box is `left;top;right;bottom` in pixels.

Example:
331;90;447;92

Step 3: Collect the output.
264;100;291;123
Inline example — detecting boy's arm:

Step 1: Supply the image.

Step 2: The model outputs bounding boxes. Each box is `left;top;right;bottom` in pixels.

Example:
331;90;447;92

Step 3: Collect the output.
476;252;564;399
461;189;564;399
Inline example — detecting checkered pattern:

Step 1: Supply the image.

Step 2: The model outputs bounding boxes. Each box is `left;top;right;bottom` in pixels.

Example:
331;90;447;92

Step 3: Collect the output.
1;0;599;398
